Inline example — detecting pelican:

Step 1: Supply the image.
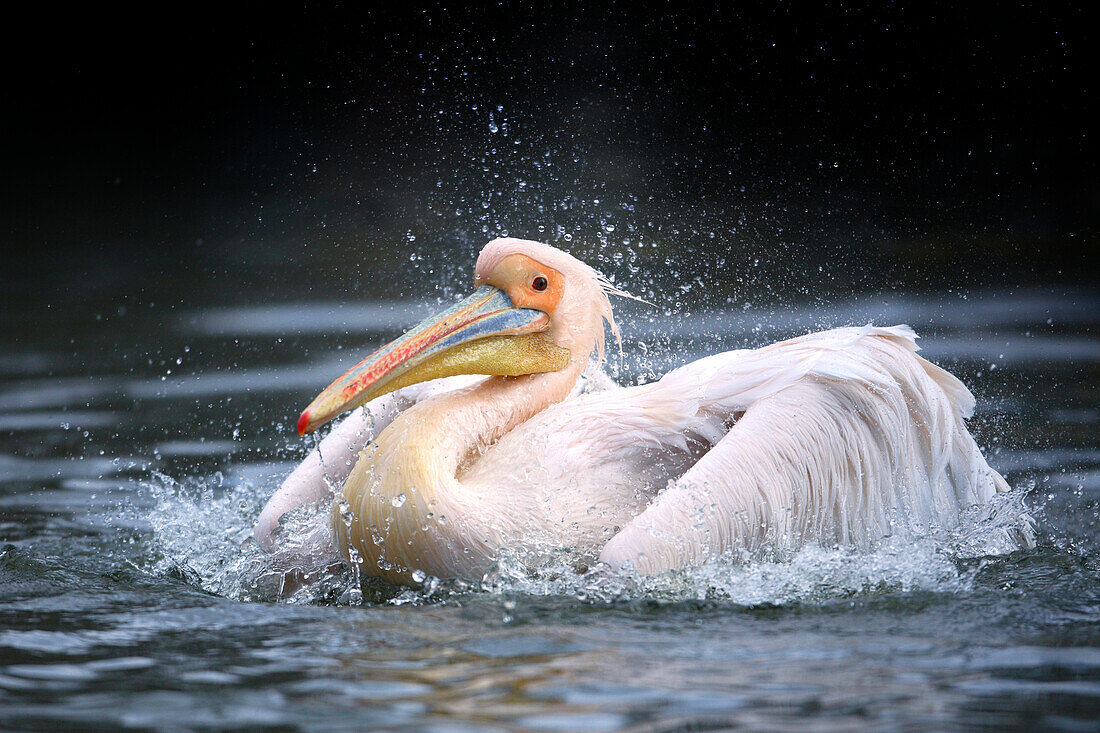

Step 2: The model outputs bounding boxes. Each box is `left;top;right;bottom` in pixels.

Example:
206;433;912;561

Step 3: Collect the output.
254;238;1008;585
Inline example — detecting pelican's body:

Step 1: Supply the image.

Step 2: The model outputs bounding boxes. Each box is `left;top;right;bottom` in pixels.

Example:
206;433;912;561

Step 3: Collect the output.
255;239;1008;584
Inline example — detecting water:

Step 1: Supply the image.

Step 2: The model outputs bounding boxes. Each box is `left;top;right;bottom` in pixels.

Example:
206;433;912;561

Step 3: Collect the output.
2;281;1098;731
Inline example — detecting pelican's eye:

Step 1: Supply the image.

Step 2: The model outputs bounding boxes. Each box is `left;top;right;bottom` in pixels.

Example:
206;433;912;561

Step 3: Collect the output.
531;276;548;292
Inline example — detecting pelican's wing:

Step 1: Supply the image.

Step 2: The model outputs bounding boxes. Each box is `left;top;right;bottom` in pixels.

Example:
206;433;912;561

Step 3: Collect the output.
598;325;1008;574
253;375;484;548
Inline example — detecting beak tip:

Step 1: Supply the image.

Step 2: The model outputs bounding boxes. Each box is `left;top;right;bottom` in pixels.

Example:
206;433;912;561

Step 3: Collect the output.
297;411;311;436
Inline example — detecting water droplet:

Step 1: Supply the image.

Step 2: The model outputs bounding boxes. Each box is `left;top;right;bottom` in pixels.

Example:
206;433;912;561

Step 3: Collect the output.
391;493;407;508
343;586;362;606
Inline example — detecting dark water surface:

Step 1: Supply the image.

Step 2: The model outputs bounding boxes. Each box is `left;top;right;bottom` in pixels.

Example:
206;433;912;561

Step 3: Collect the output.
2;282;1098;731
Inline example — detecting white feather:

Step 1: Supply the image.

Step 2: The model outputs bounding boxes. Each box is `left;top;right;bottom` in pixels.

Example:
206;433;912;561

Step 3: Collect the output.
252;375;483;547
597;326;1007;573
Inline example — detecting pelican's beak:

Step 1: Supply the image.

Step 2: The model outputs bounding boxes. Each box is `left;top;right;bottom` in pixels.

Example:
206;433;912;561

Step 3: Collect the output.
297;286;570;435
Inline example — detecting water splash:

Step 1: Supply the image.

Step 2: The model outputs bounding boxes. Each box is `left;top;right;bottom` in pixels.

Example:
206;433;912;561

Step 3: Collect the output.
481;542;967;606
477;487;1035;606
143;455;1035;608
144;470;351;604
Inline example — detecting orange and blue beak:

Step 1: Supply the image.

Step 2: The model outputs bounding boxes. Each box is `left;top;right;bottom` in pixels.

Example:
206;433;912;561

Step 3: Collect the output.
297;286;567;435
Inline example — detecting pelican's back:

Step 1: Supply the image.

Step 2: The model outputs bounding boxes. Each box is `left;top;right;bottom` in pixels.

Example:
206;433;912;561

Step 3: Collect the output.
599;325;1009;573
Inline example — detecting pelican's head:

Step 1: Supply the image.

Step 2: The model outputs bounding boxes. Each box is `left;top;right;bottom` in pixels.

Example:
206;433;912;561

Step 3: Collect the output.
297;238;621;435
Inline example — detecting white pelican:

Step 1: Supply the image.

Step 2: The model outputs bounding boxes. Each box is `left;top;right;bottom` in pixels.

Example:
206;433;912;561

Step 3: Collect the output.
254;238;1008;584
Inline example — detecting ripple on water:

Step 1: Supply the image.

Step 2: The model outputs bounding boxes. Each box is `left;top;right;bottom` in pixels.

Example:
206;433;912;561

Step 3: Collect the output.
154;439;239;458
0;455;120;483
5;663;99;683
0;410;118;432
179;300;434;337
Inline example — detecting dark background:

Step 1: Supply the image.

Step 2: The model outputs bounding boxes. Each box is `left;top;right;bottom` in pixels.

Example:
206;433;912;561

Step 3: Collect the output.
3;1;1095;316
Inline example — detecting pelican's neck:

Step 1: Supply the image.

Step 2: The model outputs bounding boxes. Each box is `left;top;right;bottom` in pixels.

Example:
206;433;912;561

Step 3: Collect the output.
334;359;585;582
421;363;582;476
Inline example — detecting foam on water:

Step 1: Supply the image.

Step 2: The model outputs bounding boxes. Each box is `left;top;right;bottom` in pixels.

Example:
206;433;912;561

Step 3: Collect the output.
476;488;1035;606
142;465;1036;608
